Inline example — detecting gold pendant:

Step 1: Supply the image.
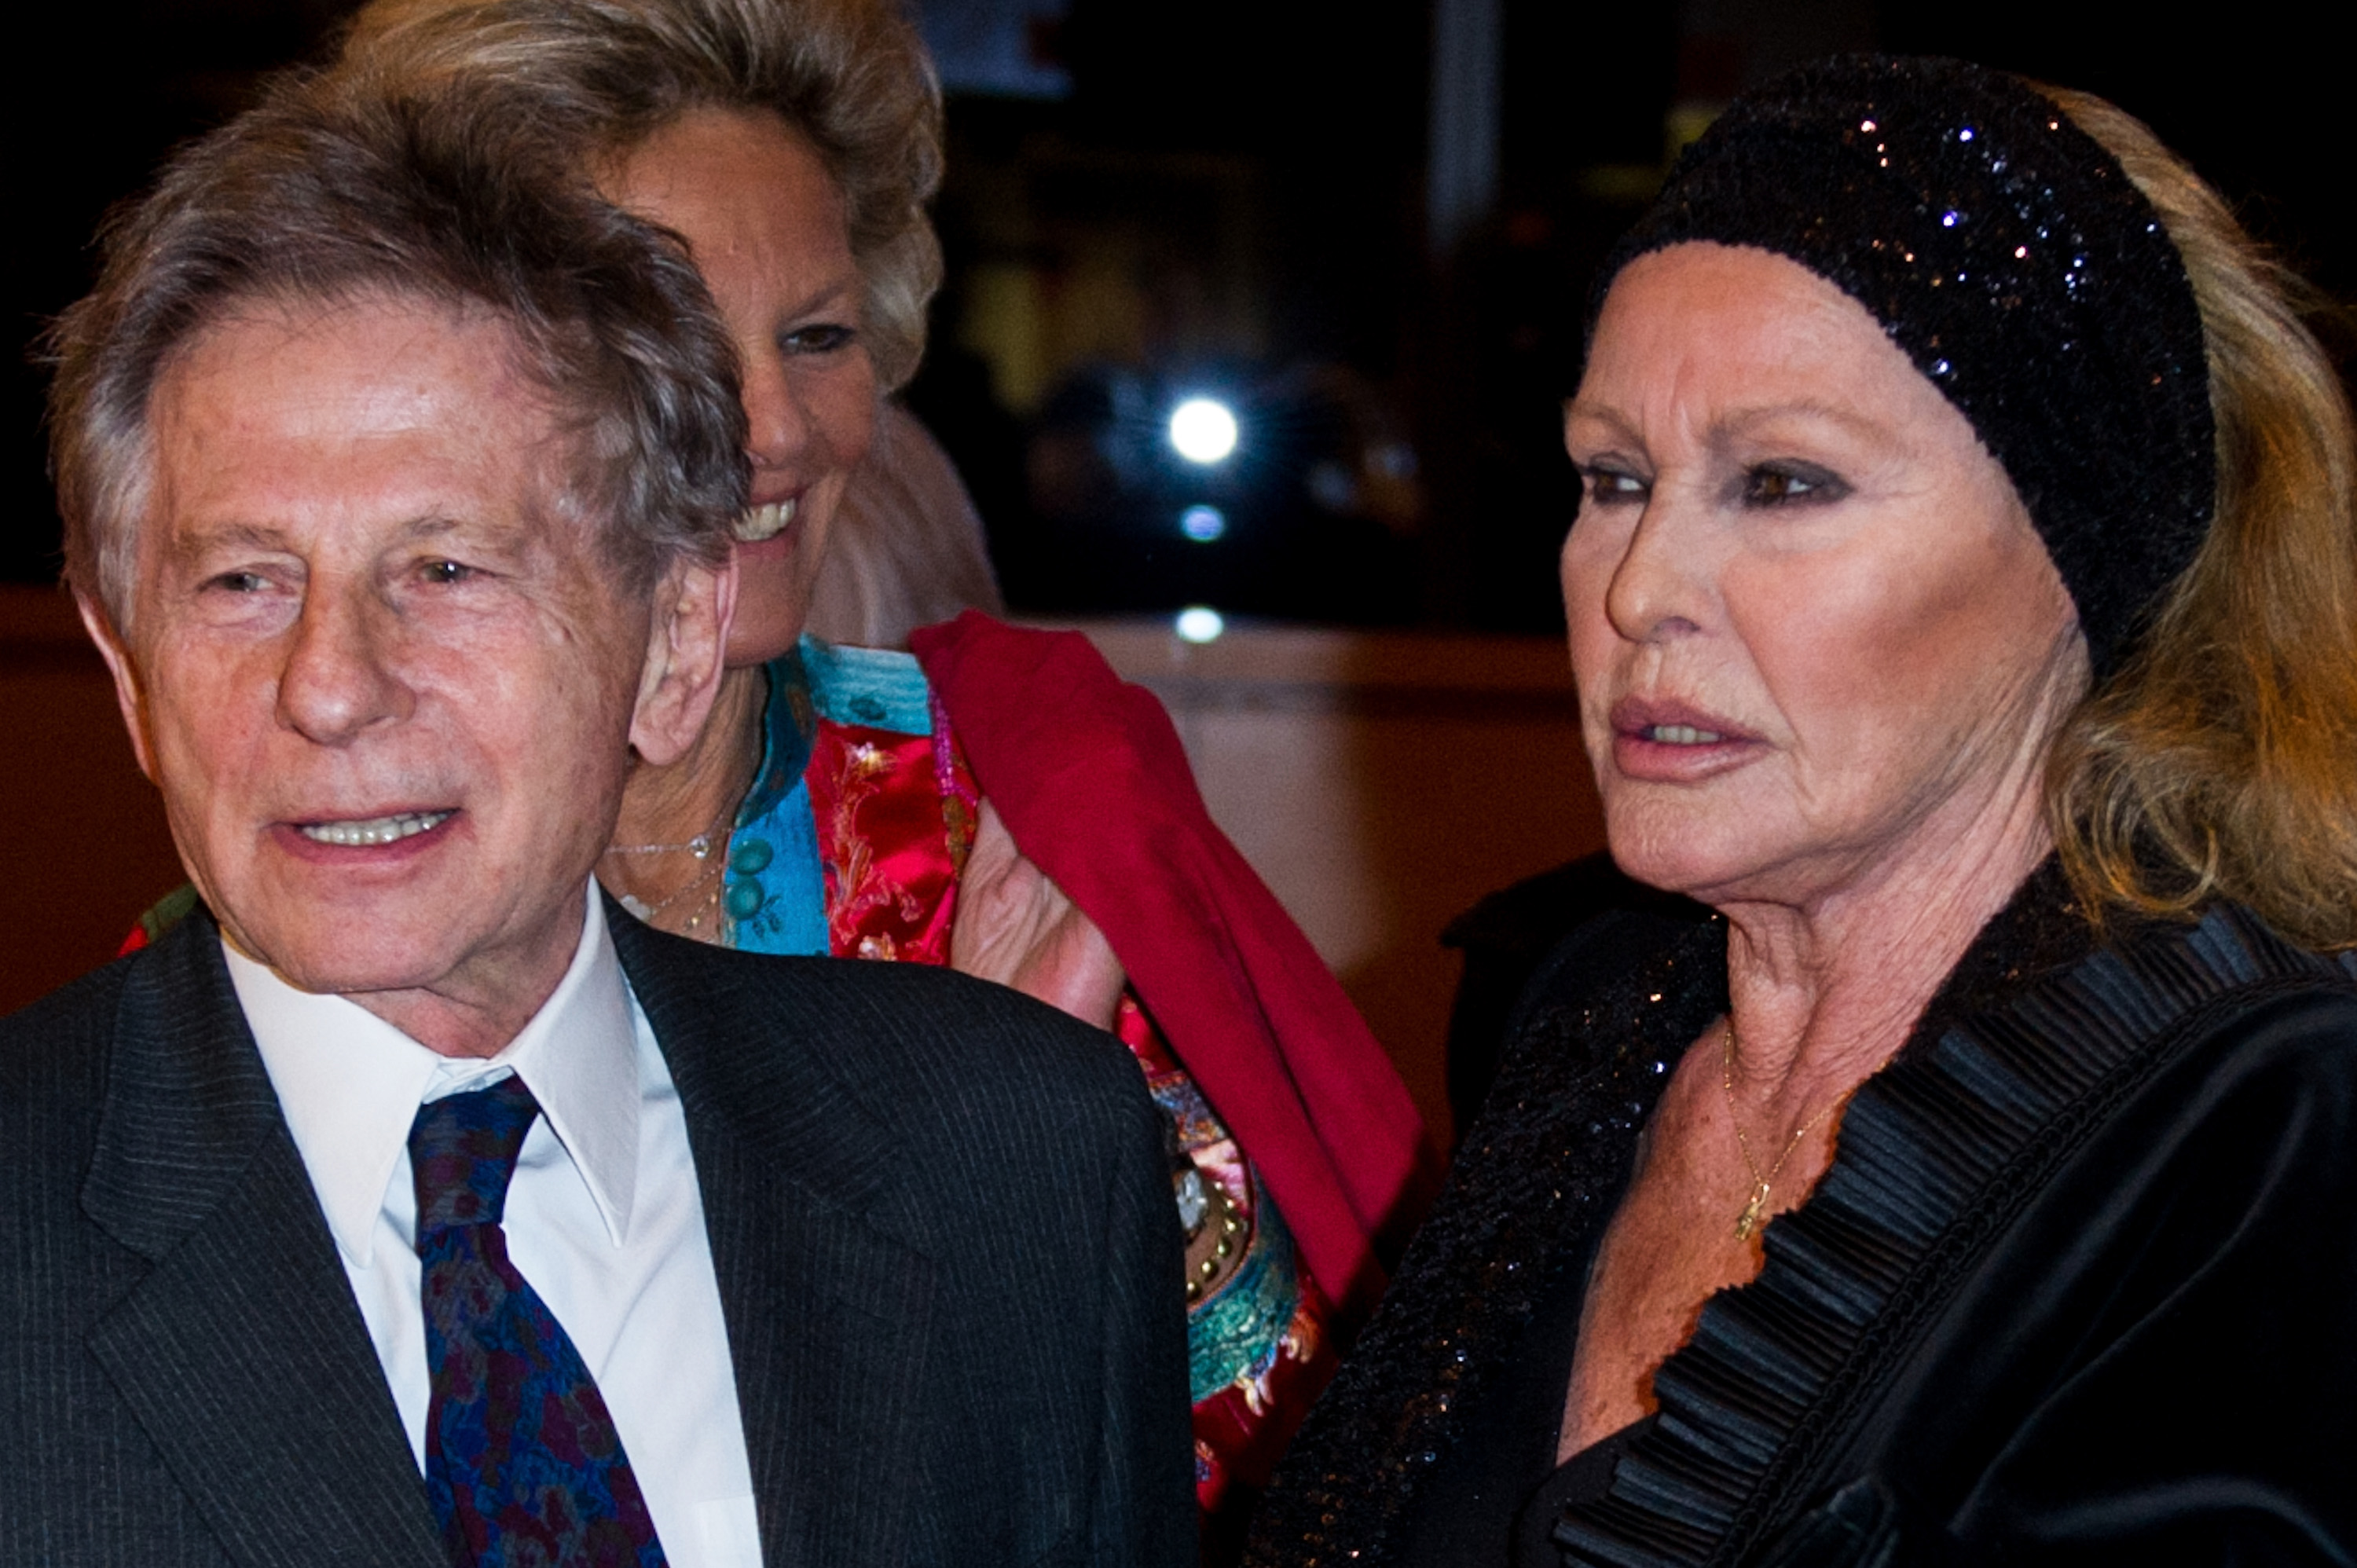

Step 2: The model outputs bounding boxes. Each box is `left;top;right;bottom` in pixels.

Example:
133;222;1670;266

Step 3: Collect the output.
1734;1181;1771;1240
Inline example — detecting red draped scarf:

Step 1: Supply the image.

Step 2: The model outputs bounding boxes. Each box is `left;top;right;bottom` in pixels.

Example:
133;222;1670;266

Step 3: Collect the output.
911;613;1434;1323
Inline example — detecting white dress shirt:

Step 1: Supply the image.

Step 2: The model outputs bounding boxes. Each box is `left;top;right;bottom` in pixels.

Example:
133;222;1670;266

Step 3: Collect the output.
230;883;762;1567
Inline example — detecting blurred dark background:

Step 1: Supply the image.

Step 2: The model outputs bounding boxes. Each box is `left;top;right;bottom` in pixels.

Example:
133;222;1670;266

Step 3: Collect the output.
10;0;2352;632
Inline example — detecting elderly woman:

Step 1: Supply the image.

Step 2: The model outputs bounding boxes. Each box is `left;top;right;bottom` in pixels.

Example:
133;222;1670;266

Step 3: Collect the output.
307;0;1430;1530
1248;57;2357;1567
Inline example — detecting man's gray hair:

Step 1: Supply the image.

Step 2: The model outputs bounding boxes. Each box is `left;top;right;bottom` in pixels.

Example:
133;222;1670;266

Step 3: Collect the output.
48;84;750;632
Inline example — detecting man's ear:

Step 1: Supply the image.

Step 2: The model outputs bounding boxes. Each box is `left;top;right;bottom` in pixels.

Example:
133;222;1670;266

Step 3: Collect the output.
76;589;159;784
628;551;737;768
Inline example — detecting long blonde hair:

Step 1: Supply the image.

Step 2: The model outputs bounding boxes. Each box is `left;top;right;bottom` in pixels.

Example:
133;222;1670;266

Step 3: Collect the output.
2045;87;2357;950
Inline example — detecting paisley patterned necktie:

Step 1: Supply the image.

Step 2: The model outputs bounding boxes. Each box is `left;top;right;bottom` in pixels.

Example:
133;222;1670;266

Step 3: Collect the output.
409;1075;668;1567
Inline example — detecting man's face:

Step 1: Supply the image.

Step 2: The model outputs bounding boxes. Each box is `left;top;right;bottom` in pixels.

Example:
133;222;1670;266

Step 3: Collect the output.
95;293;706;1048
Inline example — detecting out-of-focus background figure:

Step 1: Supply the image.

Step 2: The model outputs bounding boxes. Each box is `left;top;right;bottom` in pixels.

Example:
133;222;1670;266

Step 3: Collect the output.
805;403;1006;650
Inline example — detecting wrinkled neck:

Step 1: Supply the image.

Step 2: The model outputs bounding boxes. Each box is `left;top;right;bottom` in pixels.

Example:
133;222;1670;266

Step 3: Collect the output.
1715;768;2054;1122
599;663;766;911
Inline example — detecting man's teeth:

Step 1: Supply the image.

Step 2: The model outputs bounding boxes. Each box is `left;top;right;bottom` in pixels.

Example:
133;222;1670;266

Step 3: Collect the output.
1645;724;1724;745
734;498;797;542
299;811;453;847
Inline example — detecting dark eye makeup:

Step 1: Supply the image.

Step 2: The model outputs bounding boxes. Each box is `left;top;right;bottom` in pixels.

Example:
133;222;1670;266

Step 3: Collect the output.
1568;456;1853;512
1741;461;1849;507
1574;463;1649;505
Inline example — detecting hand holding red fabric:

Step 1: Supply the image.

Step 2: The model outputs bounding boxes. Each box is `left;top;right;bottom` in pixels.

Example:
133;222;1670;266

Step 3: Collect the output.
912;612;1435;1324
951;800;1127;1031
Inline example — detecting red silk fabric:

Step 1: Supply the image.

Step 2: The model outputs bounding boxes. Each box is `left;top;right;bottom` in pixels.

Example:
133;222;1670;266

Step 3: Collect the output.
911;612;1433;1324
804;705;977;965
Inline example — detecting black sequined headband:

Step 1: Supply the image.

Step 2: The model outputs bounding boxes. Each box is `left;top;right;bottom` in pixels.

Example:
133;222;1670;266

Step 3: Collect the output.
1597;54;2216;679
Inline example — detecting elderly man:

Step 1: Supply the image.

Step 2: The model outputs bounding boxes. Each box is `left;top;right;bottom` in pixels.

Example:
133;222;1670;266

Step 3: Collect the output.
2;91;1189;1568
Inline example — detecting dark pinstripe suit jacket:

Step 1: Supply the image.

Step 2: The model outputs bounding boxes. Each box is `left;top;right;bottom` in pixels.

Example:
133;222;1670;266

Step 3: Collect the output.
1;899;1193;1567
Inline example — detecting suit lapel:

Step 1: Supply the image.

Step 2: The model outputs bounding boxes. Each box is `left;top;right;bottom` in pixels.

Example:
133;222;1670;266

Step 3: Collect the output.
80;916;447;1568
616;907;942;1567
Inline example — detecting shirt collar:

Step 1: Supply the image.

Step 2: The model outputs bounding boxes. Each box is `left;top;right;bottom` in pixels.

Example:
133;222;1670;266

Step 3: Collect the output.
230;881;643;1266
735;649;816;828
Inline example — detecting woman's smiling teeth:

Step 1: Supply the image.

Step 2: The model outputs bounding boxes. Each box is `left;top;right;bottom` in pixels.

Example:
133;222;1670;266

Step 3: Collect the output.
1646;724;1725;745
299;810;453;847
734;497;797;542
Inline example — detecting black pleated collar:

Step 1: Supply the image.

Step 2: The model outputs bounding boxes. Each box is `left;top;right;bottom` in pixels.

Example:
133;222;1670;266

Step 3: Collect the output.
1249;867;2349;1566
1564;886;2342;1565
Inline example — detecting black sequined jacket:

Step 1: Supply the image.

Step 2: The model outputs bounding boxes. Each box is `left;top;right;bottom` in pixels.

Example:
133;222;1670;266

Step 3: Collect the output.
1247;869;2357;1566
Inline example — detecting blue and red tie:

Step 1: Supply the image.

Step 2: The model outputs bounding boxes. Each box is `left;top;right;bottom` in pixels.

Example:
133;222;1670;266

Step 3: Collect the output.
409;1075;668;1568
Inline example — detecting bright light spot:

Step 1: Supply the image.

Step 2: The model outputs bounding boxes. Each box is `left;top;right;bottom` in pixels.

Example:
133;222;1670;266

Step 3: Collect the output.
1169;397;1240;464
1175;606;1226;643
1179;504;1227;541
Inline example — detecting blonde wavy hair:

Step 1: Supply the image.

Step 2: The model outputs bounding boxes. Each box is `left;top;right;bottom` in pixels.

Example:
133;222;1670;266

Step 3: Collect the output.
332;0;944;391
2044;87;2357;951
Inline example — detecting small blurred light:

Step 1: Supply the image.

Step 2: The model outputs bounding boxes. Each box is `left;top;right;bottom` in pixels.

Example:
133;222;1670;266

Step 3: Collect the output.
1370;440;1418;480
1179;504;1227;541
1175;606;1226;643
1169;397;1240;464
1305;460;1355;512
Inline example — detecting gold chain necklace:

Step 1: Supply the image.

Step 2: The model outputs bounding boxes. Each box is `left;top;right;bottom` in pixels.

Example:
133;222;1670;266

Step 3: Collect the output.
1718;1018;1842;1242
